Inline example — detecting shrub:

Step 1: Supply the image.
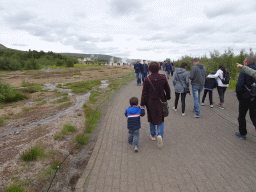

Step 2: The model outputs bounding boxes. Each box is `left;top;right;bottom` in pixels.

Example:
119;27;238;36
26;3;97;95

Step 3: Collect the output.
0;83;27;103
20;145;45;162
66;59;74;67
4;185;24;192
74;134;89;145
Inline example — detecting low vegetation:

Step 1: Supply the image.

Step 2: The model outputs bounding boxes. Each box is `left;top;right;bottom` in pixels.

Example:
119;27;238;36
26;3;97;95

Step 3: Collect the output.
66;80;101;93
0;82;27;103
54;124;76;140
20;145;45;162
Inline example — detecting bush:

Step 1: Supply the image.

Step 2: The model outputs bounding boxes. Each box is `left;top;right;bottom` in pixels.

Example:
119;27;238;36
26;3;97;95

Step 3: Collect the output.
4;185;24;192
74;134;89;145
0;83;27;103
20;145;45;162
66;59;74;67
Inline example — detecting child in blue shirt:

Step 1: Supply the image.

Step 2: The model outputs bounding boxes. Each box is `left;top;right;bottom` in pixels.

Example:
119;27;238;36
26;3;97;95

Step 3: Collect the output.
125;97;145;152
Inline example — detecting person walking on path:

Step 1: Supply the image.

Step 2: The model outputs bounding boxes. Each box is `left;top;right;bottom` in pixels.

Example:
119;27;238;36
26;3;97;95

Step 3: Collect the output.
170;62;175;77
201;72;218;108
141;62;171;148
165;62;172;79
141;60;149;83
172;62;190;116
235;56;256;140
189;58;207;118
207;65;229;109
125;97;145;152
237;62;256;79
134;60;142;86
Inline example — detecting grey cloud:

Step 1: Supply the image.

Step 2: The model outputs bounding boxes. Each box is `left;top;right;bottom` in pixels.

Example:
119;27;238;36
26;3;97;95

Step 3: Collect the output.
205;4;239;19
4;10;37;24
137;47;153;51
109;0;142;16
12;43;28;47
189;25;216;34
77;35;99;42
141;33;165;41
101;36;114;42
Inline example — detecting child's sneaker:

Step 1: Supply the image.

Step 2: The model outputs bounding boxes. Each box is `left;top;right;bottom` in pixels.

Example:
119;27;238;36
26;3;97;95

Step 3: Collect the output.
150;135;156;141
201;103;205;106
173;107;177;111
157;135;163;148
182;113;185;116
217;105;225;109
134;146;139;152
210;105;213;108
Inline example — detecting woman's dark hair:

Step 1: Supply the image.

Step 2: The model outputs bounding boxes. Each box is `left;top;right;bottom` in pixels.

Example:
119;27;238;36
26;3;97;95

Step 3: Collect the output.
148;62;160;73
180;62;187;69
129;97;138;105
218;65;228;74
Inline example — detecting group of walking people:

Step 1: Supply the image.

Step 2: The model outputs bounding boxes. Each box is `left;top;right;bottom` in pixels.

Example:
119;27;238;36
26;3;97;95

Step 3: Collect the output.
127;57;256;152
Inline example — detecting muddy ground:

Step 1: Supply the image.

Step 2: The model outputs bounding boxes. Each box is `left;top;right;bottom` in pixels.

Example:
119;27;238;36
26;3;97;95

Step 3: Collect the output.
0;65;134;191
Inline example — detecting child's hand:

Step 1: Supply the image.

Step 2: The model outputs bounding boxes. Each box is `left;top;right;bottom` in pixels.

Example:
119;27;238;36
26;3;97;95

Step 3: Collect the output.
141;106;145;109
237;63;243;68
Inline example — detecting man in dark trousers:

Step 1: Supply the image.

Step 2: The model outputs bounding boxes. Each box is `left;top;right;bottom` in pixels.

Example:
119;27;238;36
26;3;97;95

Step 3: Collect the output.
235;56;256;140
134;60;142;86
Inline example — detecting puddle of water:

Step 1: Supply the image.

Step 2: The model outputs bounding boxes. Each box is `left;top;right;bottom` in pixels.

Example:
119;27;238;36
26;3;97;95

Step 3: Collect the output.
0;80;109;138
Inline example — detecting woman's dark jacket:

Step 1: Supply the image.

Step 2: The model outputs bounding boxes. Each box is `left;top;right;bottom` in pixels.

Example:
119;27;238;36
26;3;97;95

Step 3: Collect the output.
140;73;171;125
204;76;218;90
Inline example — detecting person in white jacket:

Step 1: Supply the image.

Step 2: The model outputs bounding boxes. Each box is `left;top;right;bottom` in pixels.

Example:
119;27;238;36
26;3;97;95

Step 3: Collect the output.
207;65;229;109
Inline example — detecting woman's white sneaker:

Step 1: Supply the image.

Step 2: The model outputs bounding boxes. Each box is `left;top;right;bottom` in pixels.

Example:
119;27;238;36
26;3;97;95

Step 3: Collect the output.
173;107;177;111
182;113;185;116
157;135;163;148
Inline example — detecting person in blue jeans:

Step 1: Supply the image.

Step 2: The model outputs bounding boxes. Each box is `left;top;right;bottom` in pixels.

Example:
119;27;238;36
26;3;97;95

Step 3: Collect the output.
189;58;207;118
141;60;149;83
165;62;172;79
125;97;145;152
134;60;142;86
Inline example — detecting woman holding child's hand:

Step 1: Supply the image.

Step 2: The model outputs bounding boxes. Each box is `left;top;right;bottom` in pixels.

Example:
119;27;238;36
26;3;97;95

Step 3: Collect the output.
140;62;171;149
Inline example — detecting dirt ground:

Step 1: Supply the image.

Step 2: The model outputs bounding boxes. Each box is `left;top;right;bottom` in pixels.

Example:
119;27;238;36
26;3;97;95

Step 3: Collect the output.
0;65;134;191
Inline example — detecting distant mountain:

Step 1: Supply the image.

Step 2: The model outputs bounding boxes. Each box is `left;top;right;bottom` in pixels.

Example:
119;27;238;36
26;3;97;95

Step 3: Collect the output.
0;44;7;49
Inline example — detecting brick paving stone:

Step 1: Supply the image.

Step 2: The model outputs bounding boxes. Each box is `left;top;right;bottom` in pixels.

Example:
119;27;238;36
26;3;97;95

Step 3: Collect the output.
75;72;256;192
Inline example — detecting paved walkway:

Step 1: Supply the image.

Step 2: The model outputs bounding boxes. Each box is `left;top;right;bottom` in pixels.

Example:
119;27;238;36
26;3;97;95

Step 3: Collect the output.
76;71;256;192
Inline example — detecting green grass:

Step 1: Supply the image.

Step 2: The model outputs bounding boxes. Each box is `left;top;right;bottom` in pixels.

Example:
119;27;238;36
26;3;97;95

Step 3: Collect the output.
84;106;102;133
66;80;101;94
20;145;45;162
57;102;72;110
3;185;24;192
36;100;47;106
0;105;4;109
21;80;40;87
89;90;101;103
74;133;89;145
43;160;61;176
0;118;4;126
54;124;76;140
56;96;70;103
20;86;41;93
33;97;44;101
227;78;237;91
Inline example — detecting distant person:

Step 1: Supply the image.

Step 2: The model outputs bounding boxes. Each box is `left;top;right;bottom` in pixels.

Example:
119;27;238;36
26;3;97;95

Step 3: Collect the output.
141;62;171;148
172;62;189;116
170;62;175;77
235;56;256;140
134;60;142;86
189;58;207;118
237;63;256;79
201;72;218;108
207;65;230;109
141;60;149;83
125;97;145;152
165;62;172;79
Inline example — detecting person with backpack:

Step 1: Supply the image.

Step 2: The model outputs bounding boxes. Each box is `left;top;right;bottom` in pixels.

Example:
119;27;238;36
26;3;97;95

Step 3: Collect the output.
207;65;230;109
235;56;256;140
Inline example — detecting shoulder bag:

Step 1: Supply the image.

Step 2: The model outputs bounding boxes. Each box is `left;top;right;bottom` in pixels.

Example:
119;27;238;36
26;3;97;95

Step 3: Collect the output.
147;77;169;117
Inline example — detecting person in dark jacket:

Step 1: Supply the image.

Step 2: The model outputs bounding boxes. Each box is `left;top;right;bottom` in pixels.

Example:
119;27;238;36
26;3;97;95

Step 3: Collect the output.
125;97;145;152
235;56;256;140
165;62;172;79
201;72;218;108
170;62;175;77
141;60;149;83
141;62;171;149
134;60;142;86
172;62;190;116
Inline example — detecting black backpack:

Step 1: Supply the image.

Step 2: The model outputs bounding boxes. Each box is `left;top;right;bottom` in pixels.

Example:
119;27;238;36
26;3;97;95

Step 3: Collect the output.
245;82;256;98
220;71;230;84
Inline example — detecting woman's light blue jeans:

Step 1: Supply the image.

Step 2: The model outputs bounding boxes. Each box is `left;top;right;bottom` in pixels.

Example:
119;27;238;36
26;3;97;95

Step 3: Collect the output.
149;122;164;138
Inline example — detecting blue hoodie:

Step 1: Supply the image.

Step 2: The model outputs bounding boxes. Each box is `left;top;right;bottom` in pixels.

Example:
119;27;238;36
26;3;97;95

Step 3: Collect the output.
125;105;145;130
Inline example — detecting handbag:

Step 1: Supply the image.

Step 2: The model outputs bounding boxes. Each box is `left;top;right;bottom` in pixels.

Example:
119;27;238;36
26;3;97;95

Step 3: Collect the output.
177;73;190;95
147;77;169;117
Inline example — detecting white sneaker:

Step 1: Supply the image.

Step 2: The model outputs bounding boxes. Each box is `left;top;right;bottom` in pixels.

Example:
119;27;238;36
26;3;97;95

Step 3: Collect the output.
173;107;177;111
150;135;156;141
201;103;205;106
182;113;185;116
134;146;138;152
210;105;213;108
157;135;163;148
194;115;200;118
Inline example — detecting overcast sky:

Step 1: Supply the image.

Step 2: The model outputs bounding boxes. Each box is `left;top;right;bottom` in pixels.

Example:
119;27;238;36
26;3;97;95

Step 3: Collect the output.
1;0;256;61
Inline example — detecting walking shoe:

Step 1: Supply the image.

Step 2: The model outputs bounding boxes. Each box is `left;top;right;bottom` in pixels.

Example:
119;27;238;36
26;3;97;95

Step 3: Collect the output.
217;105;225;110
134;146;139;152
150;135;156;141
194;115;200;118
210;105;213;108
217;104;221;107
201;103;205;106
235;132;246;140
182;113;185;116
157;135;163;148
173;107;177;111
